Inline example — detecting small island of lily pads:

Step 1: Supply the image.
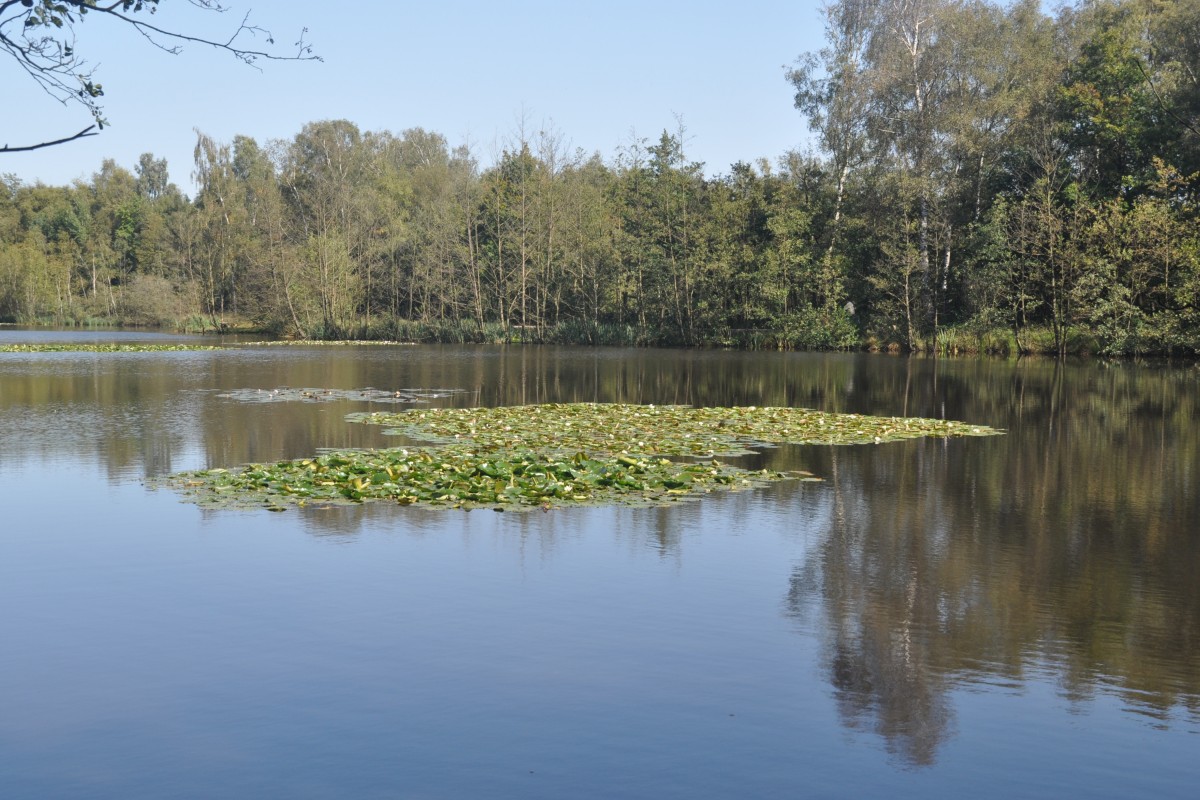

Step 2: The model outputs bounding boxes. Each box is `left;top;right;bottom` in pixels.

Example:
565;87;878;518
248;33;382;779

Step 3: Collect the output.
0;340;409;354
162;403;1002;513
217;387;463;404
0;343;226;353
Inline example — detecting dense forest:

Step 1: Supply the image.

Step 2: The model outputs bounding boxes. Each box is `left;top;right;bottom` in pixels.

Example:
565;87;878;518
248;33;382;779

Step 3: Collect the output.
2;0;1198;355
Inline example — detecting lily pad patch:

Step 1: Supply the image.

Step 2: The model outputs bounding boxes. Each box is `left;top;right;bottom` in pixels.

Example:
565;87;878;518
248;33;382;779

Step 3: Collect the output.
0;343;224;353
217;387;464;404
346;402;1002;457
236;340;414;347
162;447;814;512
163;402;1000;513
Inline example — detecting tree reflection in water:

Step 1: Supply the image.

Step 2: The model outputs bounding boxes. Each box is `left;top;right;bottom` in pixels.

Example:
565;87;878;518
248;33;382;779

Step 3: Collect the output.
4;345;1198;771
786;358;1200;766
787;449;955;767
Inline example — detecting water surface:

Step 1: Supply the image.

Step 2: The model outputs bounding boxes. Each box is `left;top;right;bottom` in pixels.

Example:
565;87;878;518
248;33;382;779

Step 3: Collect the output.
1;334;1196;798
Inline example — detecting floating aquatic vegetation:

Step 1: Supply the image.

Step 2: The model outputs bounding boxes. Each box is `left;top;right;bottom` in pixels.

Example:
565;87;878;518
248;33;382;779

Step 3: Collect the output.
236;340;413;347
3;339;419;354
162;446;812;512
0;343;224;353
217;387;463;404
0;340;422;353
347;402;1003;457
165;402;999;513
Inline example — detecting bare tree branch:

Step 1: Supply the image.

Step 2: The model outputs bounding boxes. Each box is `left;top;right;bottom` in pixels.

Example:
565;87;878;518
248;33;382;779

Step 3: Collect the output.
1;0;319;151
96;5;320;66
0;125;98;152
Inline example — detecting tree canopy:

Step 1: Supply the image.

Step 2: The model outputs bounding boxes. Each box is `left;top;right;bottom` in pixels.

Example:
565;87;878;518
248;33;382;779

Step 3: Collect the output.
1;0;1197;356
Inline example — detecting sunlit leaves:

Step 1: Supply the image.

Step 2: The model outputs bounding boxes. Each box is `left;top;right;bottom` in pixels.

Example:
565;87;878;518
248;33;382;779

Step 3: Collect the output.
347;403;1003;457
163;446;806;513
166;400;999;513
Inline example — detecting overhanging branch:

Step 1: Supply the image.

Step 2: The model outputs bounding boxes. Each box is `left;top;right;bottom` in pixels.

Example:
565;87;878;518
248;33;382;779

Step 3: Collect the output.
0;125;98;152
1;1;319;151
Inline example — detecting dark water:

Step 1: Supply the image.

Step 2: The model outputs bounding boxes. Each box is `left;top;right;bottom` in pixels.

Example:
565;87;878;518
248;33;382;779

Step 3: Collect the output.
1;335;1197;798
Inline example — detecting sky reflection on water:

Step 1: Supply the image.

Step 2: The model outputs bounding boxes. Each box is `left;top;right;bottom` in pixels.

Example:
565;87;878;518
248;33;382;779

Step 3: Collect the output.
1;343;1197;798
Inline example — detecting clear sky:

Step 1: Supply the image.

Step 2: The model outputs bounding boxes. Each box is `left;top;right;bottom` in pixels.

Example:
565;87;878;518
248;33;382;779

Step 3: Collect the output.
3;1;825;193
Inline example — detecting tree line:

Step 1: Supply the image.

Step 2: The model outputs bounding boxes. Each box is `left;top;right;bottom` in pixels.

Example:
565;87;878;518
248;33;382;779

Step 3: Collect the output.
2;0;1198;355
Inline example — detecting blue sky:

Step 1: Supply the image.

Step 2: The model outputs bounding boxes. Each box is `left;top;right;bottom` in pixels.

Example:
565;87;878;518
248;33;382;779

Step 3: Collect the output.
3;1;825;192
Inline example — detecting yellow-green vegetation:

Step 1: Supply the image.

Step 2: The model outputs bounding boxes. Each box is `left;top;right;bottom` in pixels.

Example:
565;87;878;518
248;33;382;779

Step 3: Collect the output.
165;403;1001;512
0;343;224;353
236;340;414;347
347;403;1001;457
165;446;801;512
5;1;1200;356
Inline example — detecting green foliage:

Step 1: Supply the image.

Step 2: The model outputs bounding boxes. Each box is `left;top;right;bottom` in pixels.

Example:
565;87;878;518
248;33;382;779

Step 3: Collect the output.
120;273;197;327
782;305;858;350
935;325;1019;357
164;447;795;512
4;0;1199;354
162;402;998;512
349;403;1000;456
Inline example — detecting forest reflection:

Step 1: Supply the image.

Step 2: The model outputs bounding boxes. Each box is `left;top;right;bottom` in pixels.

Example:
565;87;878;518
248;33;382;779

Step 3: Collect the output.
785;358;1200;765
1;345;1197;768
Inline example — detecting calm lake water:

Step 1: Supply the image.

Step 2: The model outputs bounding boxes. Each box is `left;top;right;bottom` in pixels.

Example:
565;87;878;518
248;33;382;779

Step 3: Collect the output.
1;331;1197;799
